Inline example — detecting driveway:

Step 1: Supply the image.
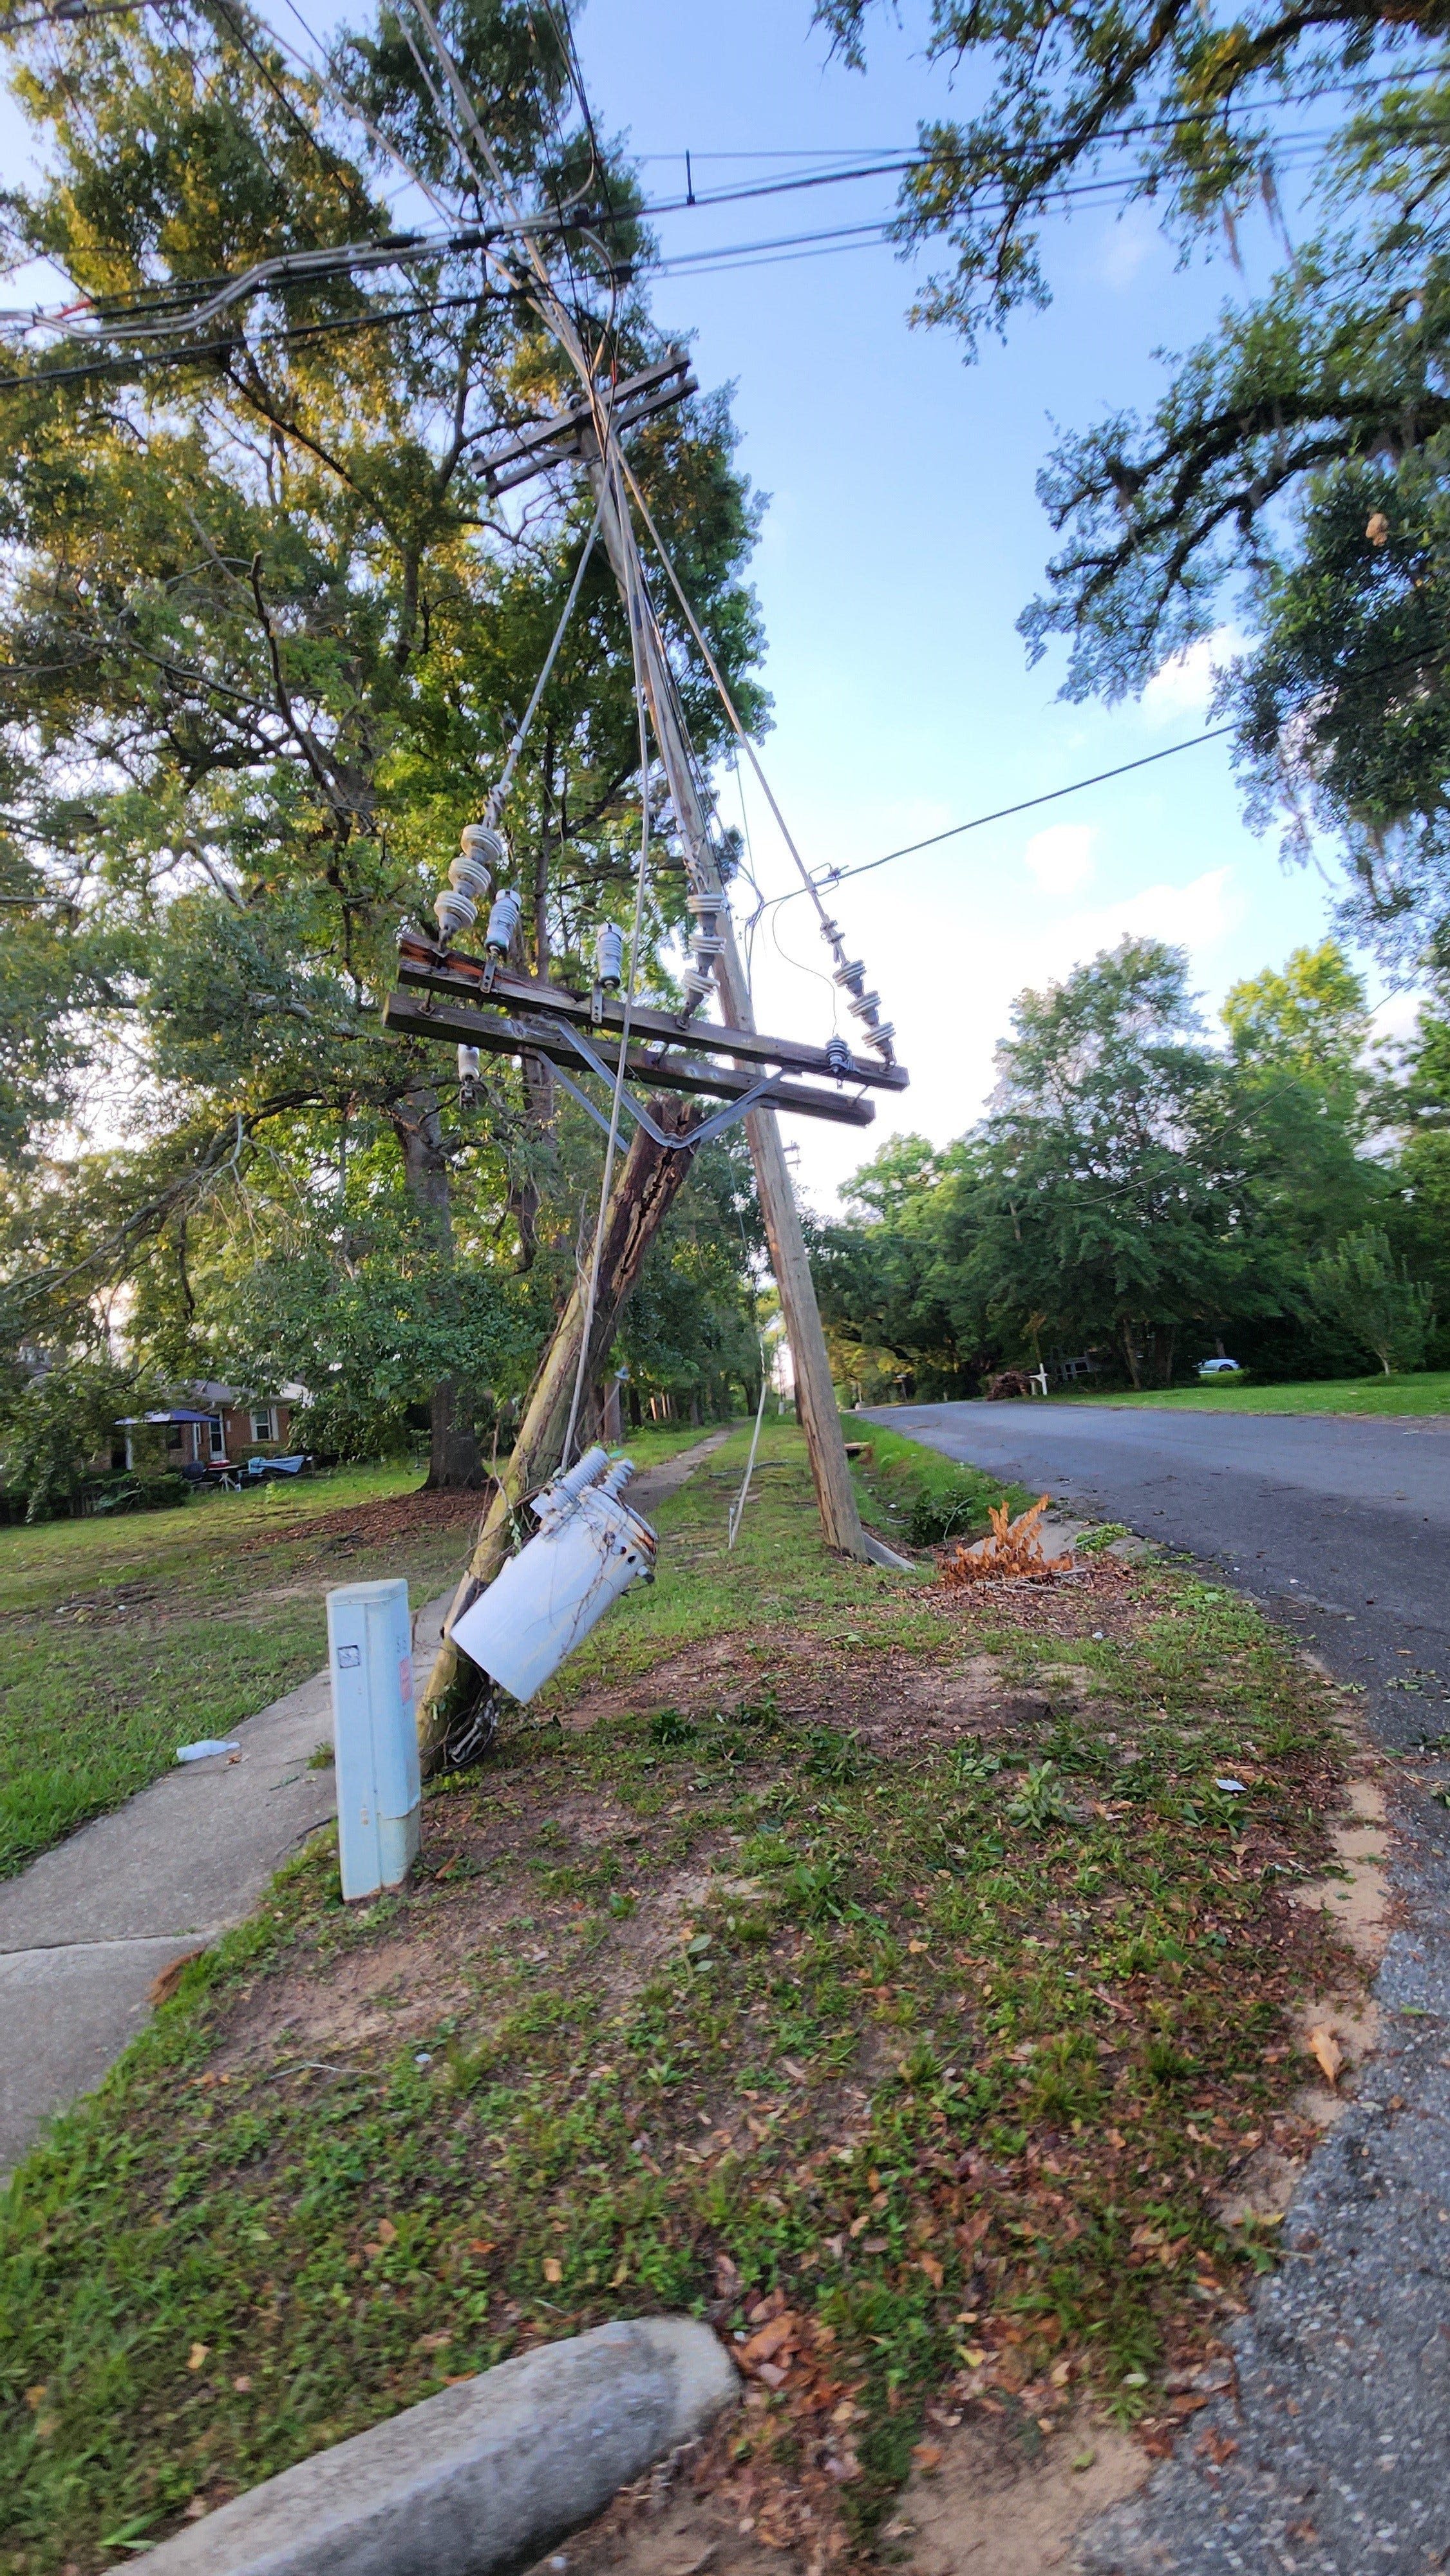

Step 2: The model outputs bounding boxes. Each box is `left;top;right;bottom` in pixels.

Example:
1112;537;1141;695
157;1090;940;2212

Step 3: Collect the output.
867;1400;1450;2575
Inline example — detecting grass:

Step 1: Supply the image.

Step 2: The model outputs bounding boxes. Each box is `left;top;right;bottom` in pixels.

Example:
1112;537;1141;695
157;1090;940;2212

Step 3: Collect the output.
0;1422;1359;2571
1050;1370;1450;1416
842;1417;1033;1549
0;1422;728;1880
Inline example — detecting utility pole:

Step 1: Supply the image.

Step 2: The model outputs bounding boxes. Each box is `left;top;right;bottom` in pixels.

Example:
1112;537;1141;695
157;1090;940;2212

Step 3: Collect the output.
586;459;871;1561
400;0;885;1564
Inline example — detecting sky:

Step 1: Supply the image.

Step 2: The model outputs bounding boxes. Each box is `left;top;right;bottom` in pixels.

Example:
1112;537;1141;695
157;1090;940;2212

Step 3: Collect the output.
0;3;1406;1211
569;0;1405;1209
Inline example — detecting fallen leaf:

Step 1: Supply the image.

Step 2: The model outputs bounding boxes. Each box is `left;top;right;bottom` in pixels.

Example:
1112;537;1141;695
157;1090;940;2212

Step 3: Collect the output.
911;2443;943;2472
542;2257;563;2285
418;2331;453;2350
1071;2448;1095;2473
918;2253;944;2289
186;2343;209;2373
232;2374;253;2393
740;2311;798;2368
1198;2428;1239;2465
23;2385;46;2410
1050;2357;1072;2386
1307;2026;1344;2085
907;1938;929;1955
610;2259;630;2287
375;2217;398;2244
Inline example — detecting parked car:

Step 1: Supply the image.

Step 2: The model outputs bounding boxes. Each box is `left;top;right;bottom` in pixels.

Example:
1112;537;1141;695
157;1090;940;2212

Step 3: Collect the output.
1198;1357;1243;1376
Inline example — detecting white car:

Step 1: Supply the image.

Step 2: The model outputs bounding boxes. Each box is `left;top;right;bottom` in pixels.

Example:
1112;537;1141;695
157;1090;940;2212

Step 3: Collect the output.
1198;1358;1243;1375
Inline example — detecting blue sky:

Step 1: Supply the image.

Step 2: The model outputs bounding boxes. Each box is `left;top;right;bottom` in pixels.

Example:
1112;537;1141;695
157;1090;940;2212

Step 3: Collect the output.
0;3;1400;1206
574;0;1401;1205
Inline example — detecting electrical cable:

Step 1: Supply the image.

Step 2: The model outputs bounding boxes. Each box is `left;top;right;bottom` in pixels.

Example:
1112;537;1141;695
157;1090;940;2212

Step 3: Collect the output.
559;490;655;1470
763;726;1238;909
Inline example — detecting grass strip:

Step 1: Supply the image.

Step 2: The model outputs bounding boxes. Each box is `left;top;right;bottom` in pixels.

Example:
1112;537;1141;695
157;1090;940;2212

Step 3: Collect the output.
1052;1371;1450;1416
842;1417;1032;1549
0;1425;1357;2570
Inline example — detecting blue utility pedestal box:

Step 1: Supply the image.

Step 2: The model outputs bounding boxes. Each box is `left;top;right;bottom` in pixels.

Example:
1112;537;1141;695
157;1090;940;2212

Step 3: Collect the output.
326;1578;420;1900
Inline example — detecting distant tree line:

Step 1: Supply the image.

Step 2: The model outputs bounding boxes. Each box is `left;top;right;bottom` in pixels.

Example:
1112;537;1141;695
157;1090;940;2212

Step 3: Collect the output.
811;937;1447;1397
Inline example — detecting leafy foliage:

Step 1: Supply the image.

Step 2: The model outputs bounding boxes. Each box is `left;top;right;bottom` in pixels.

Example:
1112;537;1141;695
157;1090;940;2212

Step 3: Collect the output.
813;936;1436;1392
1308;1224;1436;1374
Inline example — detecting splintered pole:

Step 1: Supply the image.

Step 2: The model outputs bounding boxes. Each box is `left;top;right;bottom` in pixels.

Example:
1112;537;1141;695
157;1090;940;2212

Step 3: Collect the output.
588;461;868;1562
415;1093;703;1770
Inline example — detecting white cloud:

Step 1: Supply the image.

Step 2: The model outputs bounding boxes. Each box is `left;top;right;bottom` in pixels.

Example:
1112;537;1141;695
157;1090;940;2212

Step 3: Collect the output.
1023;822;1097;896
1141;628;1243;726
1041;866;1239;974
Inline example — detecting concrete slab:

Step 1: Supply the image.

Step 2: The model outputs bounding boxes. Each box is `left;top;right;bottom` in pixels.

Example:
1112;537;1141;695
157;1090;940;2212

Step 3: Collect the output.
142;2316;739;2576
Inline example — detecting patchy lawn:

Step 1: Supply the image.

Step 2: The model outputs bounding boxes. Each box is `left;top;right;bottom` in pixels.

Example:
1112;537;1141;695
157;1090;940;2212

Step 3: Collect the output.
0;1423;1362;2573
0;1425;726;1879
1052;1371;1450;1416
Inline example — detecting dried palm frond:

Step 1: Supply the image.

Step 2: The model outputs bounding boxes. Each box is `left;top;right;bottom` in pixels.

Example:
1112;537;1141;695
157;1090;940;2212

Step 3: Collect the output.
937;1494;1077;1589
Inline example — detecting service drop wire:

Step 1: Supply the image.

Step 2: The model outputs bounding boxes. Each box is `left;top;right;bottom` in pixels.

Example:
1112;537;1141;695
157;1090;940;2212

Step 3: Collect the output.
559;458;655;1472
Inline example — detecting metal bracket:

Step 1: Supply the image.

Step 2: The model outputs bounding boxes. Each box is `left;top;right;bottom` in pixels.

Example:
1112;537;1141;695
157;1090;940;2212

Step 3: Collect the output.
550;1020;785;1150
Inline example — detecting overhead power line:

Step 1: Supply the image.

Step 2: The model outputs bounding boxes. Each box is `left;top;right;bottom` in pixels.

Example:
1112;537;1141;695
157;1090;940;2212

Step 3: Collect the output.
764;727;1237;913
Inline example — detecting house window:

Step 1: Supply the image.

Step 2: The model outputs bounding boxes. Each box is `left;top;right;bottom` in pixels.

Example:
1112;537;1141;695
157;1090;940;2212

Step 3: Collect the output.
250;1406;276;1444
208;1416;227;1461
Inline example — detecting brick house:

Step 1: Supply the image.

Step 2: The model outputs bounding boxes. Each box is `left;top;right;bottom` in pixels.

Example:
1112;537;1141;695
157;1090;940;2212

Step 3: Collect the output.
120;1381;305;1472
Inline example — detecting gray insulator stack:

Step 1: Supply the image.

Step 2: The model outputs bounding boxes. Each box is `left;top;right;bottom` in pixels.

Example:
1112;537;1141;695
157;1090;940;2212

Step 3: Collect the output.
681;890;725;1013
820;914;896;1063
435;823;505;944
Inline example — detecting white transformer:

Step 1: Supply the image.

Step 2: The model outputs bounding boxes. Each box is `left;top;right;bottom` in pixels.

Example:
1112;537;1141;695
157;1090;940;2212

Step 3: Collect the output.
450;1445;655;1702
326;1577;421;1900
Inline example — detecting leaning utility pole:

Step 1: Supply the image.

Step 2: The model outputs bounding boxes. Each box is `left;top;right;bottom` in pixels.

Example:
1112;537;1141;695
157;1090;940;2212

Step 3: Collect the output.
401;0;884;1567
585;459;869;1560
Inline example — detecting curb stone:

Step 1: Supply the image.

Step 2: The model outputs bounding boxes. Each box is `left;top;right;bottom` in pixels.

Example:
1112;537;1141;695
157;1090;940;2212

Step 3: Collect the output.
141;2316;739;2576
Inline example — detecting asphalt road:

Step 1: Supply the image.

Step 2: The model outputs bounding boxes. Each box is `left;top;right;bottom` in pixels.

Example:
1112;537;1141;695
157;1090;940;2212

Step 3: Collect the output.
872;1401;1450;1740
867;1399;1450;2575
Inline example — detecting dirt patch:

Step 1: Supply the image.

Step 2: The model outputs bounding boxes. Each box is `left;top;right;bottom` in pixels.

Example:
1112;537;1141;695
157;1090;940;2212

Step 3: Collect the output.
237;1486;488;1557
887;2407;1148;2574
527;2405;1147;2576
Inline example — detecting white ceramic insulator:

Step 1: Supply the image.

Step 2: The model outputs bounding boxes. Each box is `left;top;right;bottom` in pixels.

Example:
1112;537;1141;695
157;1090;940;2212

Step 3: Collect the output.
596;923;625;987
458;1045;480;1081
691;934;725;961
485;887;522;955
435;887;478;938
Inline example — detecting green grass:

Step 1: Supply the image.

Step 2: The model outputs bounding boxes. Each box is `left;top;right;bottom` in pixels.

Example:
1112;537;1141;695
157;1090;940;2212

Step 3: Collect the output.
0;1423;1357;2570
1051;1371;1450;1416
0;1423;723;1882
842;1416;1034;1548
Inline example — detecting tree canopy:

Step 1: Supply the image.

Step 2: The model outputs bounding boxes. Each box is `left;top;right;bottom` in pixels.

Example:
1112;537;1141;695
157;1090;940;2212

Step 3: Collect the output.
813;935;1436;1396
817;3;1450;966
0;0;770;1493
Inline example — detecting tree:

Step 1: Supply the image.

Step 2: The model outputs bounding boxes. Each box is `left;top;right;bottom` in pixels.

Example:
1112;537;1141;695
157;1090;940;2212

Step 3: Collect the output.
0;0;766;1476
0;1355;141;1521
973;939;1270;1385
1308;1226;1436;1372
815;6;1450;960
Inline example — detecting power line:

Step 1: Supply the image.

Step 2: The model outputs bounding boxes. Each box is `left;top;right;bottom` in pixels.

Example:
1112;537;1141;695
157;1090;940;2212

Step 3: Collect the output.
766;726;1238;911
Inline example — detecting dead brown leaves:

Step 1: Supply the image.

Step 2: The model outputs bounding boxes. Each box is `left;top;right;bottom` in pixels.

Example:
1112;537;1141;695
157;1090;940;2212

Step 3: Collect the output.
937;1497;1077;1591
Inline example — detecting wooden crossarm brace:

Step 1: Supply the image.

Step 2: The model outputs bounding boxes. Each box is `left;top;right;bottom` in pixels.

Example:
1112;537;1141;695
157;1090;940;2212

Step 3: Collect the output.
382;989;879;1128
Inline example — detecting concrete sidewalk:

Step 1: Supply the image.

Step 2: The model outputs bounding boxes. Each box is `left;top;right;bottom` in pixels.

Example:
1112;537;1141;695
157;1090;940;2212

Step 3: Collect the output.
0;1434;732;2181
0;1586;450;2180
